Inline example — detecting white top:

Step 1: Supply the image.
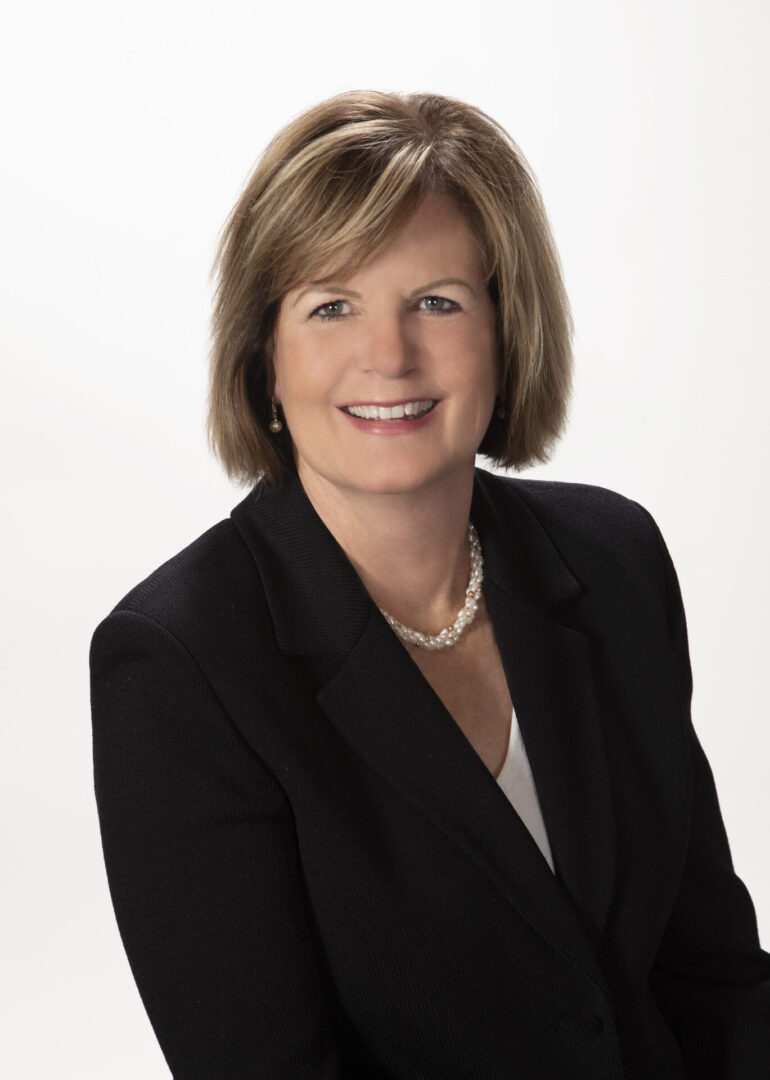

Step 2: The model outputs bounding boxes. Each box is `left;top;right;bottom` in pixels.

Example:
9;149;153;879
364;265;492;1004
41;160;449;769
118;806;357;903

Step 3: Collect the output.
495;707;555;873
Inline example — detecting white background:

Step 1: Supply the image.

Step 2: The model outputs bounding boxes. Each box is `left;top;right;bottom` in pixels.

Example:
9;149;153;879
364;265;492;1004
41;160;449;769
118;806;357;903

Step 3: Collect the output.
2;1;768;1075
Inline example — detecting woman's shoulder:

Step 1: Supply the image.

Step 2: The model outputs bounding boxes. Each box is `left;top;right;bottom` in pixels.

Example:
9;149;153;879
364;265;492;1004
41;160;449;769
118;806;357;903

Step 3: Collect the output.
475;467;669;587
91;514;272;655
478;467;660;539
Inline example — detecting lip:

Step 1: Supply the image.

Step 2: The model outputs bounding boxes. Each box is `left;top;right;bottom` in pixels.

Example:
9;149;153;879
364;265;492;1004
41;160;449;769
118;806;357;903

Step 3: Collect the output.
339;398;438;407
337;399;440;435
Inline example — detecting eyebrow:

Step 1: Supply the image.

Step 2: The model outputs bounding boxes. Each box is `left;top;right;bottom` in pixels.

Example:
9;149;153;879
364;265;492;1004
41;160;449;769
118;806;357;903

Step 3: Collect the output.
291;277;477;308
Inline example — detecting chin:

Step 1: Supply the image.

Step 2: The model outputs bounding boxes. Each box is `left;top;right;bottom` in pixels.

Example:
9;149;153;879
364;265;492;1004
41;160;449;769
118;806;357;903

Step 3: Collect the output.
338;456;466;497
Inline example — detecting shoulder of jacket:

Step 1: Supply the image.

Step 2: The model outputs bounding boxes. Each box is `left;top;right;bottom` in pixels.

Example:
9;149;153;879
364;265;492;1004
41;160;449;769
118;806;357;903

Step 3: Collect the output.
95;517;270;644
478;469;663;579
482;470;651;532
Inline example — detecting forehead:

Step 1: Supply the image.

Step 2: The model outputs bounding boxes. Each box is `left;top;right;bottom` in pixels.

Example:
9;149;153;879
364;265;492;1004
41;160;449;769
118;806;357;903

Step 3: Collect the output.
286;191;484;299
380;190;480;257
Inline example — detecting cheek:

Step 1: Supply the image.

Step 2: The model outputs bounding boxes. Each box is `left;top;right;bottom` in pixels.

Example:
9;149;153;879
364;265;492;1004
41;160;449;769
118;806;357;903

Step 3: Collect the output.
444;330;497;389
274;337;332;403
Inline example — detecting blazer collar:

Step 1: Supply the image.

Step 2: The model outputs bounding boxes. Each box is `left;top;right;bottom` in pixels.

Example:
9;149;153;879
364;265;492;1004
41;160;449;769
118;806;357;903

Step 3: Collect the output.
231;466;616;995
231;465;582;655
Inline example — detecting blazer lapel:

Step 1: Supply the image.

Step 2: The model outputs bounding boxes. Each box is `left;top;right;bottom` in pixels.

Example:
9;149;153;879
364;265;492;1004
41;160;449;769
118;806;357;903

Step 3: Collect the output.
475;476;618;947
231;466;617;992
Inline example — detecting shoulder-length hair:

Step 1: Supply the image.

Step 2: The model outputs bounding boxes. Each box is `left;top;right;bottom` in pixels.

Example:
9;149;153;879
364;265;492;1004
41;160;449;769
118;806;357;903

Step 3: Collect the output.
207;90;573;489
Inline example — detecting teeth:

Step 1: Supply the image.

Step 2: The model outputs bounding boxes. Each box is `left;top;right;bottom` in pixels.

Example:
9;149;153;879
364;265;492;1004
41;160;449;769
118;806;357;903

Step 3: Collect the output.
344;400;435;420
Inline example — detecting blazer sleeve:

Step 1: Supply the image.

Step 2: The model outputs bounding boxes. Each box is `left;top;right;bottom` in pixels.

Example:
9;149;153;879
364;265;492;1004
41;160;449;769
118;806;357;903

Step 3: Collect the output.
90;608;346;1080
632;503;770;1079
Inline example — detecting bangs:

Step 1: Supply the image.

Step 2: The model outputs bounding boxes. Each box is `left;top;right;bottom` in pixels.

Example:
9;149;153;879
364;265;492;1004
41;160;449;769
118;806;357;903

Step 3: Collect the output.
257;139;440;302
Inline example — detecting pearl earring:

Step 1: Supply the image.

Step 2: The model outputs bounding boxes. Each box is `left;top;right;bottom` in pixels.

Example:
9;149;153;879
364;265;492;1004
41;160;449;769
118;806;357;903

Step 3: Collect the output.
269;399;283;434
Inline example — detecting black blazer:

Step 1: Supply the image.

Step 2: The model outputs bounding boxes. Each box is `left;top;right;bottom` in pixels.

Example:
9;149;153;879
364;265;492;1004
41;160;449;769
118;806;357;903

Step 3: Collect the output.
90;466;770;1080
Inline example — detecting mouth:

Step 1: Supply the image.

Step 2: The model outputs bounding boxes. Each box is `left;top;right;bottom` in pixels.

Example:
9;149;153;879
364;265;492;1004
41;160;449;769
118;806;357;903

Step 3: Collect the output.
339;399;438;421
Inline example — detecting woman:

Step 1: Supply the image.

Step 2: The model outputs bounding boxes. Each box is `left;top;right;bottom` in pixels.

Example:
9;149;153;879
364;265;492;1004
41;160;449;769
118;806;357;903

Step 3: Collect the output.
90;91;770;1079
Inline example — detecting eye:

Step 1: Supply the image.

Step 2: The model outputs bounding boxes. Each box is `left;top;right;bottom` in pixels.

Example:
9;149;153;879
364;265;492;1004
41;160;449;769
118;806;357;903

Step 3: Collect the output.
418;296;461;315
310;300;350;321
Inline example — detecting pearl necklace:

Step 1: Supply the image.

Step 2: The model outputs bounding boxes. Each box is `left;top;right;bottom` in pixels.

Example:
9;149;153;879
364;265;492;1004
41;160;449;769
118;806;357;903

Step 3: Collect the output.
378;522;484;650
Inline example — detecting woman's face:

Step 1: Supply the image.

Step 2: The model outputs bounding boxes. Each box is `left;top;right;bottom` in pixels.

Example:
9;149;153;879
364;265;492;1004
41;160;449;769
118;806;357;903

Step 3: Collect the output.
271;190;499;500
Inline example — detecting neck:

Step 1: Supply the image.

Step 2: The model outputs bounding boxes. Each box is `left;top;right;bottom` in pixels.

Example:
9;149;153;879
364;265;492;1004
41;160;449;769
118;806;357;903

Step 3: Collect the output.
296;461;476;635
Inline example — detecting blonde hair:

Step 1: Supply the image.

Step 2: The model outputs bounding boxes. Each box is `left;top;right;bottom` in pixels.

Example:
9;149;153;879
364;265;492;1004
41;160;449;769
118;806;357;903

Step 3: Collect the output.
207;90;573;489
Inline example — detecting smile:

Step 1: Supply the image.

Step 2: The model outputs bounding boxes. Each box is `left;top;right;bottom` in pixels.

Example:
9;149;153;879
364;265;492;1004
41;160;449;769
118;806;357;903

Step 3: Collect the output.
341;400;437;421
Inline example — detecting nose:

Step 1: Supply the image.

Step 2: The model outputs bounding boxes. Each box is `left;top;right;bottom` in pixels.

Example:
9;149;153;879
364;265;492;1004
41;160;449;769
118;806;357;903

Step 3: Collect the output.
361;314;417;378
